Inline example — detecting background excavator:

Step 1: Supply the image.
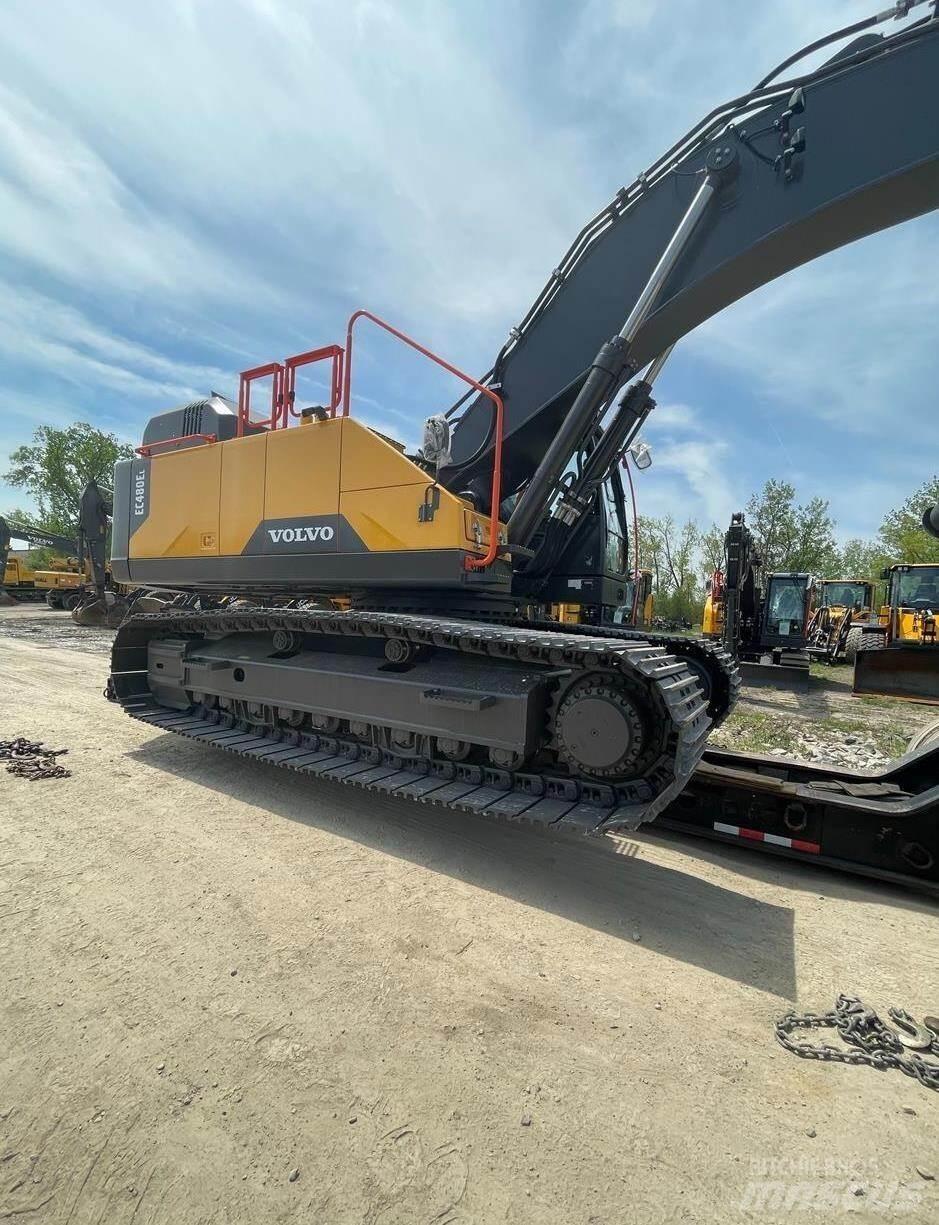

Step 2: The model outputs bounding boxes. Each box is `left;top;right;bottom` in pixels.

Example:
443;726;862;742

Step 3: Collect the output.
1;481;142;624
0;520;84;607
108;6;939;837
702;513;813;686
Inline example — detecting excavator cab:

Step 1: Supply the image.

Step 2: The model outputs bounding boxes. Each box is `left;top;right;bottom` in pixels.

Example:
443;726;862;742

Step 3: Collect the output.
538;477;633;624
760;574;811;648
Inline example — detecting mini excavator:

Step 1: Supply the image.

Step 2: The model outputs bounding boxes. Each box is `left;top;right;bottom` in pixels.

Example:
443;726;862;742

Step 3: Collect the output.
108;6;939;860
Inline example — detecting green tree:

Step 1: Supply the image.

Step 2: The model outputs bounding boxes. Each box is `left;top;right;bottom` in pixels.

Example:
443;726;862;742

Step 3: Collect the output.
788;495;839;576
745;479;797;571
639;515;702;624
878;475;939;564
839;537;890;583
3;422;132;533
699;522;725;578
745;479;838;575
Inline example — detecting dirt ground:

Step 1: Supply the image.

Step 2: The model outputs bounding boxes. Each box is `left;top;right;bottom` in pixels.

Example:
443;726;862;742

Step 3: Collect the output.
1;605;937;1224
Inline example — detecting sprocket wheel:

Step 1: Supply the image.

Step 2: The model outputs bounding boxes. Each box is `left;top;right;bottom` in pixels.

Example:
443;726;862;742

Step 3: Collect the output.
552;674;648;782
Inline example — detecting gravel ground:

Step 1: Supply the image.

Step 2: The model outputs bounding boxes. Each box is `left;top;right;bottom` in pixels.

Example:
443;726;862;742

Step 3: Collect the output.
1;606;938;1224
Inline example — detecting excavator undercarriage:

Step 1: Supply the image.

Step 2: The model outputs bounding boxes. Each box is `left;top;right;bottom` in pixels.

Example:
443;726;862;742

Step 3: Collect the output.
110;607;737;830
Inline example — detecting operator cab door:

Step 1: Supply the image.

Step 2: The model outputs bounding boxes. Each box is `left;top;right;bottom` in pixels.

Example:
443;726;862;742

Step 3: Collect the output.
527;479;630;619
762;574;811;649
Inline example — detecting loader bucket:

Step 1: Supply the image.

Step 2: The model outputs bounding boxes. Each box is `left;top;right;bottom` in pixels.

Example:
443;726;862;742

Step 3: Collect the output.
853;645;939;704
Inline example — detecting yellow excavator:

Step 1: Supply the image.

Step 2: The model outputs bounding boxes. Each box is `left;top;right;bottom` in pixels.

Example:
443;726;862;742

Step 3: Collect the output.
107;9;939;833
0;520;84;608
853;507;939;702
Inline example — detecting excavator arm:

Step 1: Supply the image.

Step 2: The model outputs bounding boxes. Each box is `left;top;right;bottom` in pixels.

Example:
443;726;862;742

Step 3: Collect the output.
77;480;113;599
442;8;939;542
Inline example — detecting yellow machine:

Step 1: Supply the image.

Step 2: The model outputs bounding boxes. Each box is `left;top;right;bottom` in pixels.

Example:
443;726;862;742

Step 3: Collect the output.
2;551;83;603
702;571;724;639
807;578;876;665
853;560;939;702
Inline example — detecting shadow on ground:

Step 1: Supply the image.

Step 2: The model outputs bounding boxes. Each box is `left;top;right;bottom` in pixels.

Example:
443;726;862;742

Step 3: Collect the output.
131;731;799;999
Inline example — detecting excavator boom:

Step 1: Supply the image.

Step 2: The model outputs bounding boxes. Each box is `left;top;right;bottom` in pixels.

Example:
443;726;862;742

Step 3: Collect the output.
444;13;939;513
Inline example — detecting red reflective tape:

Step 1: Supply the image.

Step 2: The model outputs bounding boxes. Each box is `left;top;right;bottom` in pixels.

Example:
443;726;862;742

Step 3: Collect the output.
712;821;821;856
737;827;765;842
790;837;822;855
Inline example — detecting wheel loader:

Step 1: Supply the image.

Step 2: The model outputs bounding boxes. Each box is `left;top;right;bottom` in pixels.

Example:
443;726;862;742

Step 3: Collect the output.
108;8;939;835
807;579;877;665
853;506;939;702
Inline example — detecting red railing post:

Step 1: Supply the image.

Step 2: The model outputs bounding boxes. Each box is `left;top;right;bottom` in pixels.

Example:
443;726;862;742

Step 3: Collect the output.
237;362;285;436
283;345;345;420
342;309;504;571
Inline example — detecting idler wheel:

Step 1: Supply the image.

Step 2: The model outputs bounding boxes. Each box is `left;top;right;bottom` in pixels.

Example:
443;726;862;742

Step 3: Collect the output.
554;677;647;781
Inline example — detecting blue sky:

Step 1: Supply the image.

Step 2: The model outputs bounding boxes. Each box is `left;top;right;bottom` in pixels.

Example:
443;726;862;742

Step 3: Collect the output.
1;0;937;544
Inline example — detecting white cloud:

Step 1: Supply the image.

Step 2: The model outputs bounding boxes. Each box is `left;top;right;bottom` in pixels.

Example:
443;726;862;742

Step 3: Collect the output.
0;288;233;407
648;402;704;434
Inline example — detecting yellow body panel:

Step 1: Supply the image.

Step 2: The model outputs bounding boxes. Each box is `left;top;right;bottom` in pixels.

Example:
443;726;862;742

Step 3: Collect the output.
267;418;341;519
219;434;267;555
552;604;582;624
339;422;427;493
4;559;26;586
642;591;655;626
702;593;723;637
131;418;500;562
131;444;222;558
877;606;937;645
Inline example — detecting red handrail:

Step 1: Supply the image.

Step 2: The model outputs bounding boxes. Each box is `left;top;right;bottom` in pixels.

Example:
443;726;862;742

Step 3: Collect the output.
237;362;284;435
284;345;344;420
136;433;217;457
342;309;505;571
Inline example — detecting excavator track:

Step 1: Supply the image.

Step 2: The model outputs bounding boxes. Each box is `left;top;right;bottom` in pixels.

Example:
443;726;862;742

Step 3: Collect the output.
525;621;740;727
108;607;727;834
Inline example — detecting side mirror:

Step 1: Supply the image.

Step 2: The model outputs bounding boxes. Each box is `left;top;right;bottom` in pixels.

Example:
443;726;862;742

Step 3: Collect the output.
880;567;891;580
923;504;939;541
628;440;653;470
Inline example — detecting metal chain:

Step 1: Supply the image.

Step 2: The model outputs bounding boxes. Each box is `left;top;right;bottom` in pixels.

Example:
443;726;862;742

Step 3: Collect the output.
776;994;939;1090
0;737;71;781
